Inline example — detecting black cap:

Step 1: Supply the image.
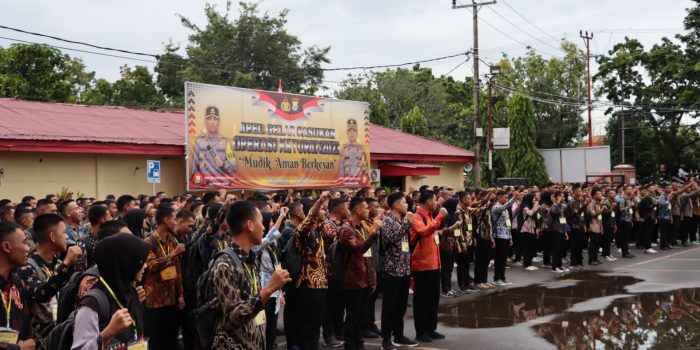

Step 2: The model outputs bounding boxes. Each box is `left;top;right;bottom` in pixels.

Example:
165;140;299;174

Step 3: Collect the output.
347;119;358;131
205;106;220;119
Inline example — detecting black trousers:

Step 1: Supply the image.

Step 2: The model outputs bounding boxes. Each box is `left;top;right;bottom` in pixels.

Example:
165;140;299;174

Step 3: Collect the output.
602;225;614;257
343;288;371;350
494;238;509;281
632;221;643;247
542;230;552;266
550;231;564;270
570;228;585;266
588;232;602;263
618;221;632;256
474;236;491;283
322;277;345;340
640;219;653;250
520;232;537;267
144;306;180;350
672;215;682;245
659;218;672;248
265;297;279;350
412;270;440;336
694;215;700;243
181;305;197;350
455;249;474;289
511;229;522;262
681;217;695;244
363;274;381;333
440;246;455;293
285;287;327;350
380;274;410;340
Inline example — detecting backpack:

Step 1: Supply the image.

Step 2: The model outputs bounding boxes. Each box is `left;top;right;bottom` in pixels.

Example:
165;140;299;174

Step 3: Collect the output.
56;265;100;324
192;248;241;350
46;289;111;350
281;234;302;283
183;234;206;303
327;237;347;287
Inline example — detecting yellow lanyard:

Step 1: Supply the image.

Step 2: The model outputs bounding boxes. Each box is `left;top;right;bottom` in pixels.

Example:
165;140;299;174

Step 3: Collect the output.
1;286;14;327
42;266;53;278
99;277;136;329
244;264;259;294
156;235;180;257
354;228;366;241
268;247;278;264
217;240;228;252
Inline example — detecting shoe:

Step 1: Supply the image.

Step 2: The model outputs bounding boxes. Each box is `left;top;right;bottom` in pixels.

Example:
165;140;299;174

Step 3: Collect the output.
382;338;397;350
589;261;601;266
682;242;692;247
501;280;513;285
459;287;472;294
492;280;505;286
605;256;616;262
645;248;658;254
428;331;446;340
623;254;636;258
617;248;622;253
553;267;565;273
532;257;542;263
485;282;496;288
694;241;700;245
441;292;451;298
415;334;432;343
467;284;479;291
363;329;380;339
475;283;488;290
661;246;671;250
324;336;344;347
525;266;539;271
513;261;523;267
369;325;381;335
393;335;419;347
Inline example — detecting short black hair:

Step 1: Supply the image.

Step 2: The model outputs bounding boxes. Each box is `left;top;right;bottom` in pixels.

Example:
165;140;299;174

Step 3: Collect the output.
21;196;35;204
496;190;507;197
419;185;429;193
328;198;346;213
105;194;116;201
88;205;109;226
288;202;303;217
0;199;12;208
349;197;366;212
300;198;314;216
226;201;258;235
202;192;218;205
15;203;32;210
58;199;75;217
418;190;435;204
387;192;404;209
456;191;469;201
33;213;63;243
0;222;21;243
97;220;127;241
13;208;33;223
176;210;195;221
116;195;136;213
36;198;53;209
155;206;175;225
0;206;15;222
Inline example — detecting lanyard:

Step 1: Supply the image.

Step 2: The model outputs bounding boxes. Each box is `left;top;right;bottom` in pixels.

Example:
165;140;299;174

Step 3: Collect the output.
0;286;15;327
42;266;53;278
156;234;180;257
354;228;366;241
99;277;137;331
244;264;258;294
217;239;228;252
268;246;278;264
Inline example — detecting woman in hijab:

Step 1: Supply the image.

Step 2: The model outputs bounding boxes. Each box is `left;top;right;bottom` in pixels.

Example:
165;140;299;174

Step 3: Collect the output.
72;233;151;350
123;208;148;238
519;193;540;270
439;197;462;297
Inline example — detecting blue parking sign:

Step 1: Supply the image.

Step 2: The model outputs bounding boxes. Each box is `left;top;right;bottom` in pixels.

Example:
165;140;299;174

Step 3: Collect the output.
147;160;161;184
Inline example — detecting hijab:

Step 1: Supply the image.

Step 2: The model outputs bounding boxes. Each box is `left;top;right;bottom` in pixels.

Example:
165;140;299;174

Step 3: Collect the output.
442;197;459;228
123;208;147;238
93;233;150;340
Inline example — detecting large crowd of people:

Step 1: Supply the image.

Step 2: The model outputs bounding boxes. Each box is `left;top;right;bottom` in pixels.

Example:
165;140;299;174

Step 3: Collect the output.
0;177;698;350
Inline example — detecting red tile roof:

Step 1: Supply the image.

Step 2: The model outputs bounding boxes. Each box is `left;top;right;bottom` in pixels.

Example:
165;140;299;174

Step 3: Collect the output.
0;99;474;162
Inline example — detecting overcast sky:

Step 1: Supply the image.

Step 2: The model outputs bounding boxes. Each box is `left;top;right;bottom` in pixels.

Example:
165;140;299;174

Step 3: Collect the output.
1;0;692;135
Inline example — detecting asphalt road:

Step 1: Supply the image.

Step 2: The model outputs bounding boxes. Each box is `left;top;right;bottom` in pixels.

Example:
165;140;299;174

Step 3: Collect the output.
276;244;700;350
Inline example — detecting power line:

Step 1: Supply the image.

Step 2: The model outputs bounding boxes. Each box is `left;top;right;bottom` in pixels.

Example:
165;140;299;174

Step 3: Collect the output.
500;0;562;43
484;6;566;54
0;36;157;63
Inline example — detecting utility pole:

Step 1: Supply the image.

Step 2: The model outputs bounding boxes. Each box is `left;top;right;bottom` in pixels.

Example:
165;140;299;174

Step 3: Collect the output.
453;0;496;187
486;65;500;186
580;30;594;147
620;107;625;163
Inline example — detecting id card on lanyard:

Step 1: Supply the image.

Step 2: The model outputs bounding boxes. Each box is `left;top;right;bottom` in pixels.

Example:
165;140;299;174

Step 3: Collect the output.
0;285;18;344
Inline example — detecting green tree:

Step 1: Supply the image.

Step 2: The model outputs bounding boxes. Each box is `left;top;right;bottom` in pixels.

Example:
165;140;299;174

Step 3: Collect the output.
0;44;75;102
504;94;549;185
154;41;187;106
81;79;114;106
399;106;428;136
172;1;330;94
111;65;165;108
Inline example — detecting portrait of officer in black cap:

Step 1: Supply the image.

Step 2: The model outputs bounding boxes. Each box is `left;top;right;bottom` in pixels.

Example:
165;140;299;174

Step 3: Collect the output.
339;118;368;177
191;106;236;180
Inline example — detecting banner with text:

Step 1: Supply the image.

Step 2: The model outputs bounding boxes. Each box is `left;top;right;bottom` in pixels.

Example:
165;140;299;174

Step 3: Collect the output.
185;82;371;190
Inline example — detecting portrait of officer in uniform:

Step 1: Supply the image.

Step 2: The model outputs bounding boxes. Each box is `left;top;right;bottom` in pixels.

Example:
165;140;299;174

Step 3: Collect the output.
339;118;368;177
191;106;236;180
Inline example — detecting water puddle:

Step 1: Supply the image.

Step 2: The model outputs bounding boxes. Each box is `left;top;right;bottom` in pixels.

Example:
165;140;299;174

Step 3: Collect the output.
438;271;641;328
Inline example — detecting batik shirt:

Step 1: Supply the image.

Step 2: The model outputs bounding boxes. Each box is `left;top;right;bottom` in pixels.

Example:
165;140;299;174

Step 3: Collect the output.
210;244;266;350
294;214;328;289
75;232;98;272
491;198;515;239
143;233;183;309
0;273;31;350
318;217;343;274
380;214;412;277
17;251;73;349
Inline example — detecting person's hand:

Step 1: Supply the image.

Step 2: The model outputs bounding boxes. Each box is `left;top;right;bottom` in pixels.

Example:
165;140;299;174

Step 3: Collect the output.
509;239;513;247
225;194;237;204
267;269;292;292
280;295;286;307
405;212;414;223
18;339;35;350
172;243;186;257
319;191;331;201
63;245;83;267
102;309;132;341
565;233;569;241
439;207;448;217
213;155;224;168
372;219;383;232
136;286;146;303
490;239;495;248
279;207;289;217
453;220;462;230
178;296;185;310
